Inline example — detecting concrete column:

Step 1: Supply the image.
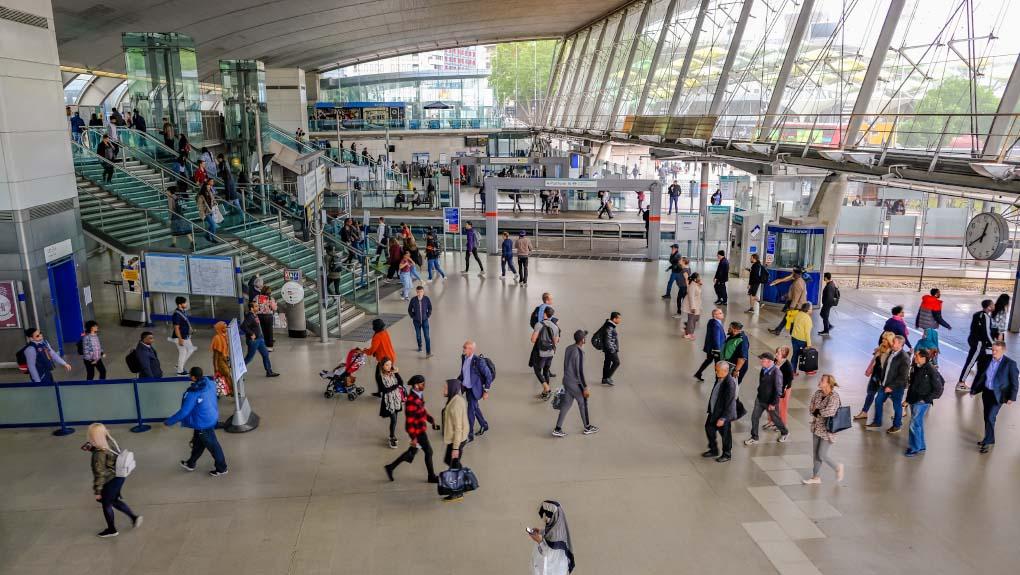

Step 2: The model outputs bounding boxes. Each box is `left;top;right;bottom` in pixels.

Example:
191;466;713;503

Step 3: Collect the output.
844;0;905;148
592;142;613;177
646;183;662;260
484;180;500;255
266;68;308;134
0;0;91;352
809;174;848;267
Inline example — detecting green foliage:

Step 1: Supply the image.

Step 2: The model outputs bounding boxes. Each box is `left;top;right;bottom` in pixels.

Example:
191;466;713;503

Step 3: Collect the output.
489;41;558;108
902;77;999;148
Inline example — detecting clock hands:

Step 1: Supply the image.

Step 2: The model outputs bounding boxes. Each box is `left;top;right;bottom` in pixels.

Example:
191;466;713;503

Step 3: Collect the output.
969;222;990;246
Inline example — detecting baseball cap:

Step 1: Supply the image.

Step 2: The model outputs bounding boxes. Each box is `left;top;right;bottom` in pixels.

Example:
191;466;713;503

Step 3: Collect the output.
758;352;776;361
574;329;588;343
670;243;679;248
519;230;526;236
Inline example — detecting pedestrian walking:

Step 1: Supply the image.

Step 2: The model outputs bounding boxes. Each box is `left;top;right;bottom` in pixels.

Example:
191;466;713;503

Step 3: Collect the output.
775;346;794;426
254;287;278;350
425;229;447;280
745;352;790;444
671;257;690;319
970;341;1018;453
721;321;750;384
662;244;682;299
882;306;912;350
768;268;806;335
915;288;952;332
500;231;519;281
462;222;485;276
515;231;533;286
458;340;494;441
165;367;228;476
803;374;845;484
746;254;767;313
80;320;107;380
170;297;197;376
713;251;729;305
553;330;598;437
241;301;279;377
385;375;441;483
855;331;894;420
958;299;994;391
530;306;560;400
528;501;576;575
135;332;162;378
702;361;737;463
364;318;397;396
408;286;433;357
594;312;622;386
991;293;1010;341
373;217;389;265
386;236;403;281
399;252;415;300
867;335;910;433
693;309;725;381
682;273;703;339
790;303;813;375
818;273;838;335
85;423;141;538
441;378;469;502
376;358;406;449
905;349;940;457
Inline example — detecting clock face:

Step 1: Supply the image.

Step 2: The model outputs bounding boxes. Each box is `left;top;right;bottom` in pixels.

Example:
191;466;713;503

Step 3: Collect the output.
965;212;1009;260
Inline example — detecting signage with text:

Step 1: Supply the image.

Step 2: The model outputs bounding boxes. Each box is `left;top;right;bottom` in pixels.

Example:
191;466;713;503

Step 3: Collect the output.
543;179;597;188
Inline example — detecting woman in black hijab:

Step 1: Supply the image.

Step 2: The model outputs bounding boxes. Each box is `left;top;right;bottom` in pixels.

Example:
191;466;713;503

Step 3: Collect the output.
528;500;575;574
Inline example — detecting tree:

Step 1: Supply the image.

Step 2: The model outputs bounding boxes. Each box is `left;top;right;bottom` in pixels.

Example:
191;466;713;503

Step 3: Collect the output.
489;40;558;118
902;77;999;149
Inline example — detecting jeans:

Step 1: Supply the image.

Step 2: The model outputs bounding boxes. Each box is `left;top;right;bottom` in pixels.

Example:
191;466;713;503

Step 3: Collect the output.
413;320;431;354
186;428;227;472
99;477;136;530
464;248;484;271
555;388;590;429
791;338;807;372
203;214;217;242
409;266;423;283
907;402;930;453
705;417;732;455
518;256;530;284
244;336;273;373
85;359;107;380
175;337;197;374
427;258;446;279
500;255;518;277
873;386;905;427
862;386;878;413
668;196;679;214
981;389;1003;445
602;351;621;381
750;400;788;440
399;271;413;299
773;303;791;332
665;272;683;296
533;355;552;385
465;391;488;438
387;431;436;479
812;435;837;477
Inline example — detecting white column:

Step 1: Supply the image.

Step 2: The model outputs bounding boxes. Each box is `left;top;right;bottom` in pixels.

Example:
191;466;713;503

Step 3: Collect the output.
266;68;308;134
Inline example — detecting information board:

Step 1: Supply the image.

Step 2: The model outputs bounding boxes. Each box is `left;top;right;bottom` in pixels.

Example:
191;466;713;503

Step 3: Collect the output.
705;205;731;242
188;255;236;297
444;207;461;233
674;213;699;242
144;253;190;294
0;280;22;329
228;318;247;381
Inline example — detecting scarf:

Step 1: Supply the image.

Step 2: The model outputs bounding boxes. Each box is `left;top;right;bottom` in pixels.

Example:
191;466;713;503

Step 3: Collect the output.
445;378;463;403
540;500;575;573
211;321;229;357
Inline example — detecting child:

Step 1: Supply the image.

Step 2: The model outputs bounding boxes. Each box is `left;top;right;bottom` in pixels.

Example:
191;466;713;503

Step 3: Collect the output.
328;348;366;395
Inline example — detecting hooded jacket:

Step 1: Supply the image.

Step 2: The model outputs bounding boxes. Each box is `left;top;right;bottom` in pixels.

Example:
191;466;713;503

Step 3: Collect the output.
165;376;219;429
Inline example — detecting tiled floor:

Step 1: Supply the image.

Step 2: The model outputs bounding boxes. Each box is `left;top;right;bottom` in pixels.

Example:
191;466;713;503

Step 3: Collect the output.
1;253;1018;574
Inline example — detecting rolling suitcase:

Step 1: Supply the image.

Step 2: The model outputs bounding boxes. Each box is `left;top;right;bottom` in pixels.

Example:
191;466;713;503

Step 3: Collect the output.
798;347;819;374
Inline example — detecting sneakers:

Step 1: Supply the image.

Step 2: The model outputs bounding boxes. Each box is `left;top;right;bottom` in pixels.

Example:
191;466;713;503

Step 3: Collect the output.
266;371;280;377
602;378;614;386
97;528;119;538
208;469;228;477
384;464;394;481
552;429;566;438
476;425;489;437
778;434;790;443
743;438;758;446
956;382;970;391
671;314;682;319
132;515;143;528
701;450;719;458
179;460;196;472
865;422;882;428
661;294;671;300
388;437;398;449
886;426;901;434
539;390;551;401
818;331;830;336
801;476;822;485
478;272;485;278
583;425;600;435
442;494;464;503
426;353;433;359
715;454;731;463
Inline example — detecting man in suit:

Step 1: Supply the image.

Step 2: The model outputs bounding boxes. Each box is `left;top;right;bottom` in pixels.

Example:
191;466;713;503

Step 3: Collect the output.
694;308;725;382
713;251;730;305
970;341;1018;453
958;299;995;391
703;361;738;463
135;332;162;379
457;340;494;442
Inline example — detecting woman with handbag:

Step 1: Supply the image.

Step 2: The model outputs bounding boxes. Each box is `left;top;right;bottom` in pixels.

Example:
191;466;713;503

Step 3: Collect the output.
196;181;219;242
803;374;845;485
256;286;278;350
84;423;141;538
377;358;405;449
855;331;894;420
210;321;233;396
441;378;469;502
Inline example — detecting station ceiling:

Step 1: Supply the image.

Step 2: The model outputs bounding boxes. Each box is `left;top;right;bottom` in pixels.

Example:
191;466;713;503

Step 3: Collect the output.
52;0;628;80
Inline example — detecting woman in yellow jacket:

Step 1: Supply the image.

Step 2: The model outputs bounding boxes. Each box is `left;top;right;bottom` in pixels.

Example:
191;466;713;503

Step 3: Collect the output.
790;303;813;376
210;321;233;396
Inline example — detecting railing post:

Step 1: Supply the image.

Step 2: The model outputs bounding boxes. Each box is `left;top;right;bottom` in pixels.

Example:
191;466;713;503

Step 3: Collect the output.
130;377;152;432
917;258;925;292
983;260;991;295
51;380;74;436
856;255;863;290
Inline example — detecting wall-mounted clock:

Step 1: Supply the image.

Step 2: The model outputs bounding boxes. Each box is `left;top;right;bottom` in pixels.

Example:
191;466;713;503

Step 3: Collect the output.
965;212;1009;260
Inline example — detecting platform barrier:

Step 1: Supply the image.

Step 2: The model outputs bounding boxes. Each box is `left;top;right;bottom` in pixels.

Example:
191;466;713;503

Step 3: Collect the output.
0;376;190;436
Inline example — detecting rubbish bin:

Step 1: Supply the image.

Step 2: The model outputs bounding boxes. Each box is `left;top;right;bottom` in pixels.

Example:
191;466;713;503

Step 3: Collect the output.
280;281;307;338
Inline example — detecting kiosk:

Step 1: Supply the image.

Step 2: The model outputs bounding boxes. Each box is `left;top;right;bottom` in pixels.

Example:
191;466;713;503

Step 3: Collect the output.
761;225;826;306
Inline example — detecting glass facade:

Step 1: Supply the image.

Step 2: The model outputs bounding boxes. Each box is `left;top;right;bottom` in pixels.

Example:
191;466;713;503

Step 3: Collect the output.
614;0;671;129
121;32;203;142
219;60;268;174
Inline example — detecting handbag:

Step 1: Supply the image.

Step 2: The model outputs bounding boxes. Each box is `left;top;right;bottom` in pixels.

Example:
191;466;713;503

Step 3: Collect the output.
550;388;565;410
214;373;229;397
826;405;852;434
735;398;747;420
211;204;224;224
437;466;479;496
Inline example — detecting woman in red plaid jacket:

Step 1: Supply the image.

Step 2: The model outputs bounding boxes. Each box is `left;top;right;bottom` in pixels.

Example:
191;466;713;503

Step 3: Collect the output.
384;375;440;483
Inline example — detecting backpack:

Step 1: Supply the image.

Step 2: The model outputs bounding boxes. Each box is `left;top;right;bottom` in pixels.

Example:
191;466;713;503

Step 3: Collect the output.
109;437;136;478
537;324;555;353
476;354;496;381
15;344;30;374
591;326;606;351
125;349;143;374
832;285;841;307
758;264;770;285
529;306;542;329
930;367;945;400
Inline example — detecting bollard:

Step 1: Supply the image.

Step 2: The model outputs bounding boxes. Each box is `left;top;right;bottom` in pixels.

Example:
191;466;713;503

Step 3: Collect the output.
130;378;151;433
51;380;74;436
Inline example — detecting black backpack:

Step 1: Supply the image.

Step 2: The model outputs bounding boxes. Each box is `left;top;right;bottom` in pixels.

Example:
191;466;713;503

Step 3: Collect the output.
15;344;30;374
758;265;770;285
930;367;945;400
832;285;841;307
591;326;606;351
125;349;143;374
537;324;555;352
529;306;542;329
476;354;496;381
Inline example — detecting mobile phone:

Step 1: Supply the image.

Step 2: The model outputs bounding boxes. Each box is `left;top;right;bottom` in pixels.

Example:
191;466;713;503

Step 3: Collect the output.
526;527;537;535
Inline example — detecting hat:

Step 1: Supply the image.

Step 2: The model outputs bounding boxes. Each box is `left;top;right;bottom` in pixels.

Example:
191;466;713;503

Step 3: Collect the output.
519;230;527;236
408;375;425;386
670;243;679;248
574;329;588;343
758;351;776;361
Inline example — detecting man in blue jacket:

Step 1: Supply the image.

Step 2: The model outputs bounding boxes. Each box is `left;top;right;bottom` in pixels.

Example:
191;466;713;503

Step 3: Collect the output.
694;309;725;382
408;286;433;357
165;367;228;476
458;340;494;442
970;341;1018;453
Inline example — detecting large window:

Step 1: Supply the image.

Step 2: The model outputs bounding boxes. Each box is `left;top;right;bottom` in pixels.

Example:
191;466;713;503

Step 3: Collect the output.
614;0;672;129
64;74;94;105
575;14;622;128
592;4;645;131
642;1;703;116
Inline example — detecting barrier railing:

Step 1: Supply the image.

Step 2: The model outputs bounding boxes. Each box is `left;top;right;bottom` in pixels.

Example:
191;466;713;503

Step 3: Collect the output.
0;376;190;436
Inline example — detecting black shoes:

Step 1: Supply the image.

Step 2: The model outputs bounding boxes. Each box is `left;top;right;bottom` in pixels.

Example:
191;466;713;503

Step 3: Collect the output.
266;371;280;377
701;450;719;458
179;460;196;472
661;294;671;300
97;528;118;538
476;425;489;437
693;374;704;382
715;454;732;463
384;464;394;481
427;475;439;484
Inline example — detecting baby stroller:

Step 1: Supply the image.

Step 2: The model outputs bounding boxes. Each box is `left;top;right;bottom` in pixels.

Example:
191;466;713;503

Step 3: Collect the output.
322;348;367;401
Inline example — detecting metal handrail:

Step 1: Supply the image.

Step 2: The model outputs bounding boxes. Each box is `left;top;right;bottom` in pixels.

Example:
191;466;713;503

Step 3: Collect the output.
527;218;626;253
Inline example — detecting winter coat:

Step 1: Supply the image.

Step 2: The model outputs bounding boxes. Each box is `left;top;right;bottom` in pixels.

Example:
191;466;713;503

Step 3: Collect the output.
165;377;219;430
683;282;703;315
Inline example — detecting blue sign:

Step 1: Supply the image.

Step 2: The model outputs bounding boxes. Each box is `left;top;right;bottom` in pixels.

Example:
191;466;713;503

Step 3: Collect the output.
766;234;776;255
443;207;460;234
285;269;302;282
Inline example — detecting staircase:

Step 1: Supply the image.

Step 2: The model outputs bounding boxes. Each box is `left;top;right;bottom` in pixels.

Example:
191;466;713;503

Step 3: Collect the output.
73;149;367;336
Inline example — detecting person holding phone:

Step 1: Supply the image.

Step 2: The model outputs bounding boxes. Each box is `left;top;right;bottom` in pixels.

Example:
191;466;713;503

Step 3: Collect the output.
528;500;575;574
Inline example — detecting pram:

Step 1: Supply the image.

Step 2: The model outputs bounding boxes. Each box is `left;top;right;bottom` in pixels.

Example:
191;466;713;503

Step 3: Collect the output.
322;348;367;401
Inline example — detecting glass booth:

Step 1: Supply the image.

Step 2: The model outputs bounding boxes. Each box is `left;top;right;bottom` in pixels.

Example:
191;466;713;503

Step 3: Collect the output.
761;225;826;306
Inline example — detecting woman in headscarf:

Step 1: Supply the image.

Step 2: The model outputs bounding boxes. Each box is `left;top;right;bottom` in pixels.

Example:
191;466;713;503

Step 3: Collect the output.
915;327;940;367
528;500;575;575
210;321;233;396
